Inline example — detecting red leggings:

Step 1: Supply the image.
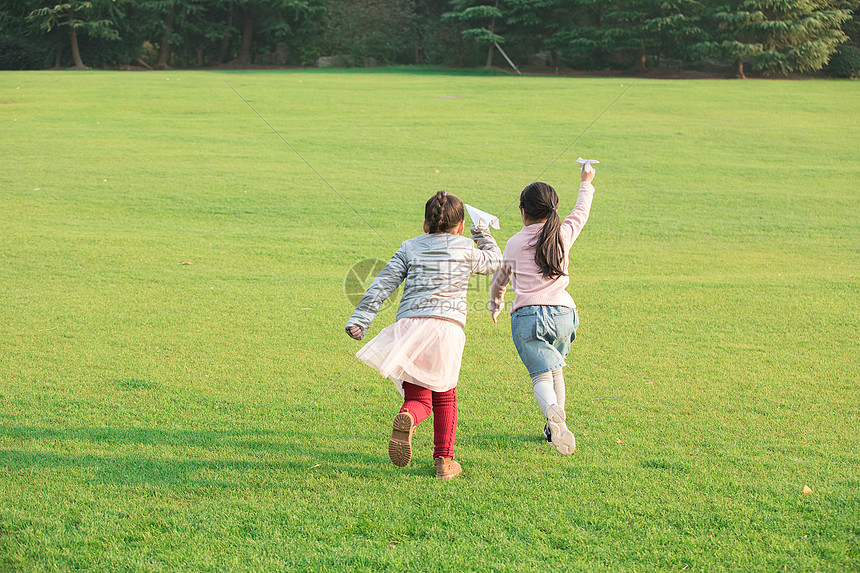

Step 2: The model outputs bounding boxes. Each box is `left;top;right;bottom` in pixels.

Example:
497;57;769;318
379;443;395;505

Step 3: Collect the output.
400;382;457;459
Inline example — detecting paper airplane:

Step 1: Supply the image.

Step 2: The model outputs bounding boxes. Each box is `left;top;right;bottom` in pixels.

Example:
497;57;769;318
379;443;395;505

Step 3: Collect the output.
577;157;600;173
465;203;500;229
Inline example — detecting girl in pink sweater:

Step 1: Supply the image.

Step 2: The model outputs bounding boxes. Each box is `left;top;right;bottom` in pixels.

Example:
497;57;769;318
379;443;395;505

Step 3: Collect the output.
490;165;596;454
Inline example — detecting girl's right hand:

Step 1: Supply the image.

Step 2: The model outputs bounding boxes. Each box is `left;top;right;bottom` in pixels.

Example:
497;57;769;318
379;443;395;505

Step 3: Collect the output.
581;164;596;183
347;326;363;340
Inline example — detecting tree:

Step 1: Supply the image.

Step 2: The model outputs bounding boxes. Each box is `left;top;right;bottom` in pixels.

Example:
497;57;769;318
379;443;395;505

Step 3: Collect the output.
0;0;51;69
226;0;324;65
545;0;704;71
599;0;702;71
325;0;416;65
503;0;576;66
136;0;208;68
695;0;854;77
26;0;121;68
444;0;506;68
545;0;605;68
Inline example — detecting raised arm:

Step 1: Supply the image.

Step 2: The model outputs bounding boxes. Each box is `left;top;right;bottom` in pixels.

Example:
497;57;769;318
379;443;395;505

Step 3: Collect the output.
560;180;596;247
469;221;503;275
345;246;408;339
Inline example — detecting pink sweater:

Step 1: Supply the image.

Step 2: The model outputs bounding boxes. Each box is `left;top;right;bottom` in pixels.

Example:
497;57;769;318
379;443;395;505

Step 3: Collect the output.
490;182;594;313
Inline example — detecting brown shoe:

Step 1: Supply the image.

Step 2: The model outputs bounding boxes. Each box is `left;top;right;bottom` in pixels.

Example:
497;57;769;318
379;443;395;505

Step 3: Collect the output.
435;456;462;479
388;411;415;467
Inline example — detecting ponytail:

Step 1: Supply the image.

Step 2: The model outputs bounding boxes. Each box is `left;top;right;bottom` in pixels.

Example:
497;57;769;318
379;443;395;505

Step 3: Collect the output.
520;182;566;279
425;190;465;234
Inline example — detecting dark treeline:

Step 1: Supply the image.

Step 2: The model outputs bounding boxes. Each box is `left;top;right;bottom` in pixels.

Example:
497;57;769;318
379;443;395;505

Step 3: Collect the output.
1;0;858;77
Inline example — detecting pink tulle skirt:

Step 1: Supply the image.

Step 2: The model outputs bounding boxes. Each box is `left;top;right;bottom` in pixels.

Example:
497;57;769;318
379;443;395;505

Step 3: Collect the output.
356;317;466;396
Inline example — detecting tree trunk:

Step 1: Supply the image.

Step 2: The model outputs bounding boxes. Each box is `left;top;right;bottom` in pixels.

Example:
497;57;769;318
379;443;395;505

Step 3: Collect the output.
68;11;86;69
196;44;205;67
156;6;175;69
734;57;746;79
216;3;233;64
53;42;64;69
636;41;646;72
484;0;499;69
236;8;254;64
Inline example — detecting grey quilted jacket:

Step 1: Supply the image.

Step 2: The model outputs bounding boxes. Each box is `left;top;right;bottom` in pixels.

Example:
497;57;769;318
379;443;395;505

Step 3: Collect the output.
346;224;503;335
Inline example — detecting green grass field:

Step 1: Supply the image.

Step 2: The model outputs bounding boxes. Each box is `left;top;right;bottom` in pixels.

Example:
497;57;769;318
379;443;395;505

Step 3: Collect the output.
1;69;858;571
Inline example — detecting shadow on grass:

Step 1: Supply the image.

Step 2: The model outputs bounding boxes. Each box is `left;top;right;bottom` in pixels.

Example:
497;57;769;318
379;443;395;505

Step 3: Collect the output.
465;432;544;446
0;424;437;484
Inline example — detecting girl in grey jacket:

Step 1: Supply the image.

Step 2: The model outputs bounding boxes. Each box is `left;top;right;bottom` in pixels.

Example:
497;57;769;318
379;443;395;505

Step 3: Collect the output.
346;190;502;479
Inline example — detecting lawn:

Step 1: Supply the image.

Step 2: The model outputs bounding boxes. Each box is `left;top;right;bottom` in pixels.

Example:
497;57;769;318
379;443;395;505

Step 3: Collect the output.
0;69;858;571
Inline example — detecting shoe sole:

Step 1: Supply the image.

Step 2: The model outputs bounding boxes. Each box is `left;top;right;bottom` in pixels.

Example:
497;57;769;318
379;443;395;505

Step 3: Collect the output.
546;405;576;455
388;412;414;467
437;467;462;479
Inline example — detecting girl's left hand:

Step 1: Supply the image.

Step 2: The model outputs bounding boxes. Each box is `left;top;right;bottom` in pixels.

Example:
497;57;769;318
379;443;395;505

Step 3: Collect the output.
347;326;363;340
489;302;503;324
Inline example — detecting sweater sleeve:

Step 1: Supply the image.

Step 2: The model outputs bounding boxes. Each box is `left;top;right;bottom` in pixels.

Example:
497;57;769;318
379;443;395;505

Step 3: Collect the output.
490;261;512;313
469;221;504;275
345;245;408;336
560;181;595;247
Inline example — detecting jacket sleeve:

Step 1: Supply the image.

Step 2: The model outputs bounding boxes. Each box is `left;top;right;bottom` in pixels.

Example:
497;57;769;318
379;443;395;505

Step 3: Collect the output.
560;181;595;247
345;246;408;336
469;221;504;275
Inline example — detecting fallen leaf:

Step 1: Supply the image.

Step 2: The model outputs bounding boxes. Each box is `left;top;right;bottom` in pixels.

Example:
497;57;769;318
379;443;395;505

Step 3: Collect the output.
178;261;193;265
802;485;813;495
616;438;622;444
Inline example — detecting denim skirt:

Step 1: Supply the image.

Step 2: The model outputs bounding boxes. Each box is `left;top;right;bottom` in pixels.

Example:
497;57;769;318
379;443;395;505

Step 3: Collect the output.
510;305;579;377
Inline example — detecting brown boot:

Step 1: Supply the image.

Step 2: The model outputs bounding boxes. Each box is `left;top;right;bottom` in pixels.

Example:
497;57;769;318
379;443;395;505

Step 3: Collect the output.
388;411;416;467
435;456;462;479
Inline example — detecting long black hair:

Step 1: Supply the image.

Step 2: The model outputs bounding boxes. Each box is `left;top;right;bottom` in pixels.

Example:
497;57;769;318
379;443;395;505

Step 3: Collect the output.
520;182;565;279
424;190;464;234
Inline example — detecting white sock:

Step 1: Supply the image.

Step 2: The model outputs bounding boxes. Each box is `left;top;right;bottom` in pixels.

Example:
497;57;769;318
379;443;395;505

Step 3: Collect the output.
551;369;565;410
531;372;556;417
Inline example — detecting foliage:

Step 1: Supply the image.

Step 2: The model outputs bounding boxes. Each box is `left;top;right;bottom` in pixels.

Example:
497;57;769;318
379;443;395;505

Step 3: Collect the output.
325;0;416;64
0;1;53;69
693;0;855;76
0;33;50;69
27;1;117;40
826;43;860;76
601;0;703;67
0;0;857;73
443;0;506;58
